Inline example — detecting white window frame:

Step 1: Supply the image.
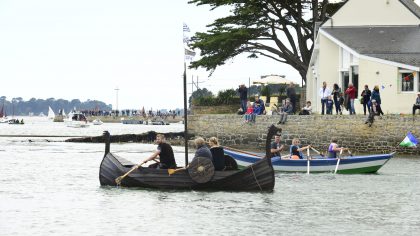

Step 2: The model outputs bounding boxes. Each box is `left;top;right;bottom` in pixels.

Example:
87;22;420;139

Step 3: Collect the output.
399;69;418;93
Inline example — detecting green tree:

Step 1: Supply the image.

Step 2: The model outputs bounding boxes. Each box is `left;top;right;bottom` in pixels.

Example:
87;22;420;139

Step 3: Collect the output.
188;0;344;83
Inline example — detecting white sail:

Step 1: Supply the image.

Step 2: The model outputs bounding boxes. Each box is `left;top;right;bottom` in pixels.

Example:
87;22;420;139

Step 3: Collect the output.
48;106;55;120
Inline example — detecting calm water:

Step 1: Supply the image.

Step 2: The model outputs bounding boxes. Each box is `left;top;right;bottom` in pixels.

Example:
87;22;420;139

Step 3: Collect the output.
0;118;419;235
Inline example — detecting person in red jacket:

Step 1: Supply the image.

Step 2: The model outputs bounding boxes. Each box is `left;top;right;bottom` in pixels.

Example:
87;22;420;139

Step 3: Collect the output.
345;83;357;115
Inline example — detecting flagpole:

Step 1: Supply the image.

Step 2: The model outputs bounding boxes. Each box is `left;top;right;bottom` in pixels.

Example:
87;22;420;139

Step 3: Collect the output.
183;61;189;166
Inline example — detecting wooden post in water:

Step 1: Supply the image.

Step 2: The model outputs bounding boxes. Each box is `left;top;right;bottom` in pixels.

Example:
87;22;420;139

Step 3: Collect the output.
183;62;189;166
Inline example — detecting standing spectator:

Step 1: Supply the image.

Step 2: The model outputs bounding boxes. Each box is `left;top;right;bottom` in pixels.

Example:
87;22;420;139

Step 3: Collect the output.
345;83;357;115
238;84;248;115
326;96;334;115
319;81;331;115
371;85;384;115
339;92;345;113
413;93;420;115
361;85;372;115
332;83;342;115
286;82;297;114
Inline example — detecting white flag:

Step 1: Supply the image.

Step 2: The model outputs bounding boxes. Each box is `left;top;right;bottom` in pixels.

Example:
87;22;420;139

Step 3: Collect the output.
184;48;196;57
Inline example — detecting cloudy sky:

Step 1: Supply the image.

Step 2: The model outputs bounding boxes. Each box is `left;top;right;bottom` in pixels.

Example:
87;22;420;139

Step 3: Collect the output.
1;0;418;110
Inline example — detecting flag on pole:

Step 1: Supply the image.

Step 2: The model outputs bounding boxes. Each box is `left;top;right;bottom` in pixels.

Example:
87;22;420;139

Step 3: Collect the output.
184;48;196;57
399;132;418;147
183;23;190;32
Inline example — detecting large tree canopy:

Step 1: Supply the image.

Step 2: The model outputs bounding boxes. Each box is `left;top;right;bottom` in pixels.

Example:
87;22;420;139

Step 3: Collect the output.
188;0;344;83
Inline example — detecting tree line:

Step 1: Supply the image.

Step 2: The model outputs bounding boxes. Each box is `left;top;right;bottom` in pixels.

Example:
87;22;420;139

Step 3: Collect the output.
0;96;112;116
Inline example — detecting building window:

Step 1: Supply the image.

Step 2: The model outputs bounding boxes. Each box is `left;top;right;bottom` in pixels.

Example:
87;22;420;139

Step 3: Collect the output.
351;66;359;98
341;71;349;91
401;72;414;92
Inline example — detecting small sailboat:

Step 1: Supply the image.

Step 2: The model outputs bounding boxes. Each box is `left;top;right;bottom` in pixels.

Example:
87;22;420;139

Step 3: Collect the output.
47;106;55;120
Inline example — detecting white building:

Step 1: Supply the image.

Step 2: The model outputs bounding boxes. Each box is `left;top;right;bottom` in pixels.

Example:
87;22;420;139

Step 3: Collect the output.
306;0;420;114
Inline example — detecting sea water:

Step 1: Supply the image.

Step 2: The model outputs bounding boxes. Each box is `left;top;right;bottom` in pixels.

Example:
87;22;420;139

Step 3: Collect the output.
0;117;419;235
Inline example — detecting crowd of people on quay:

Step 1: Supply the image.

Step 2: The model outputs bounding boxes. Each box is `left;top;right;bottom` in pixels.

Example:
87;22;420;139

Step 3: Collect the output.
73;109;180;119
237;81;420;127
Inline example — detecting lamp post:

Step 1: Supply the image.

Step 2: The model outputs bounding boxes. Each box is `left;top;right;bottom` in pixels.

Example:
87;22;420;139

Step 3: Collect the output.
114;87;120;116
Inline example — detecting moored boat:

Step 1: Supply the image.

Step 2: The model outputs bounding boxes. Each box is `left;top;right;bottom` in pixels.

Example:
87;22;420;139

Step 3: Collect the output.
99;131;275;191
224;147;395;174
66;112;90;128
92;119;103;125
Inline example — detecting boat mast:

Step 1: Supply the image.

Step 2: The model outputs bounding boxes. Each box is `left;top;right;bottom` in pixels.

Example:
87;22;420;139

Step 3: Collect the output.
183;61;189;166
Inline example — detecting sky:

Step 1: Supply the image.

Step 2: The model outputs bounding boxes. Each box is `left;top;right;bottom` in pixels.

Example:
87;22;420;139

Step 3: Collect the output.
1;0;419;110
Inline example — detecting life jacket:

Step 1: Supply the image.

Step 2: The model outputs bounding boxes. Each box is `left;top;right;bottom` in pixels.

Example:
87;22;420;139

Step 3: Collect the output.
290;145;303;159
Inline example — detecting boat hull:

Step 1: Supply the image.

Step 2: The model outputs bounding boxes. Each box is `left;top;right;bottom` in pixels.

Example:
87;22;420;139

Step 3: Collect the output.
99;152;275;191
224;148;394;174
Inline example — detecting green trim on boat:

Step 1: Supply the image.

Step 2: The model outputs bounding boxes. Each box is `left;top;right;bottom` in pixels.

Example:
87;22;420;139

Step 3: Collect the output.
337;165;383;174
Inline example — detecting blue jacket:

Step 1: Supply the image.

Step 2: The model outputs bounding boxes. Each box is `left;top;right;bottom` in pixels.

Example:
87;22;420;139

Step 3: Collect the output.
371;90;381;104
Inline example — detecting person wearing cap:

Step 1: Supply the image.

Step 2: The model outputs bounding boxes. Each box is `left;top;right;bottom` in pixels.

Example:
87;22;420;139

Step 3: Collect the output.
412;93;420;115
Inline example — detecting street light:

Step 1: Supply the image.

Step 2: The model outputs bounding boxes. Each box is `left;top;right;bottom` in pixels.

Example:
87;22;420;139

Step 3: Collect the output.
114;87;120;114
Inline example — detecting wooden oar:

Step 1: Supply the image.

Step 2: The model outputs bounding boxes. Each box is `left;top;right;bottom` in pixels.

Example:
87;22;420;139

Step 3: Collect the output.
168;167;187;175
307;148;310;174
310;147;325;157
334;149;343;174
225;146;265;158
115;161;146;185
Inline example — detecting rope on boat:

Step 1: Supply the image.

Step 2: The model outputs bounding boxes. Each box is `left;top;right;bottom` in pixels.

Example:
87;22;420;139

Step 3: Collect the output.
250;165;262;191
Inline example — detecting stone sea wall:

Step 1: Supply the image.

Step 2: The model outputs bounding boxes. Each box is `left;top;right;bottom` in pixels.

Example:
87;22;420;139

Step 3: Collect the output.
188;114;420;155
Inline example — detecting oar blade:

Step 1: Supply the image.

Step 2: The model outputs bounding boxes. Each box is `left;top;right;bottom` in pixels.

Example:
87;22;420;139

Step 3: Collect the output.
168;169;176;175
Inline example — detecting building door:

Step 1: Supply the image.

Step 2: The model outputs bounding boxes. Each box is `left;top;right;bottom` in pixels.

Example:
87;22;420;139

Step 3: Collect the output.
342;71;349;91
351;66;359;98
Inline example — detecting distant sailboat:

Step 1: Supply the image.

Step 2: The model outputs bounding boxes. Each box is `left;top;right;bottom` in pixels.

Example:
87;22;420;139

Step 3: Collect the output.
48;106;55;120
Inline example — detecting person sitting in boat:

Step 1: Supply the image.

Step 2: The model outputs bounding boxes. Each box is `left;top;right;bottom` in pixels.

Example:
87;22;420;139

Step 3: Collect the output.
143;134;177;169
290;138;311;159
270;134;284;157
328;138;348;159
208;137;225;171
192;137;213;162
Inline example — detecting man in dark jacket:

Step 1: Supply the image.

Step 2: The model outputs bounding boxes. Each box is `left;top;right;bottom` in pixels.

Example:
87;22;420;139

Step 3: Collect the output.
238;84;248;115
413;93;420;115
286;82;297;114
361;85;372;115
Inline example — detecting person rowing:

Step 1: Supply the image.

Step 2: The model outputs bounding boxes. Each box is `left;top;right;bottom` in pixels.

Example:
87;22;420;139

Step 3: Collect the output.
328;138;349;159
270;134;284;157
290;138;311;159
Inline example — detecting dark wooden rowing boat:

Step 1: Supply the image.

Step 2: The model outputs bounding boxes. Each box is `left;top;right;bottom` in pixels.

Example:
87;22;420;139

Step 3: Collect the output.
99;127;279;191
